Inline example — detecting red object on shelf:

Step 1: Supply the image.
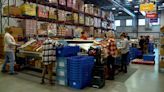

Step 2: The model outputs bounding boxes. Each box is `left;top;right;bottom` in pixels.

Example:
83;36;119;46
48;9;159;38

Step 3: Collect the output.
131;59;155;65
59;0;66;5
38;5;49;18
72;0;78;10
67;0;73;8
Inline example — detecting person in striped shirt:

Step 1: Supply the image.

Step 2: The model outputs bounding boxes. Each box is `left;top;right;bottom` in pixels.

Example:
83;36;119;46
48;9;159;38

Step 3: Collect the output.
41;37;62;85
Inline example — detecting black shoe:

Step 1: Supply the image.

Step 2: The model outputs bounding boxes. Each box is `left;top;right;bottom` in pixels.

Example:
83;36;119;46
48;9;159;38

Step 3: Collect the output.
40;79;45;84
1;70;7;73
107;77;115;80
124;71;127;73
49;82;55;86
9;72;18;75
119;70;123;72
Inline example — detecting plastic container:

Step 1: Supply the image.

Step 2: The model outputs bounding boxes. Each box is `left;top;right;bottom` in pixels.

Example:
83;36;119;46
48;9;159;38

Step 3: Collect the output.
67;56;94;89
56;67;67;77
57;57;67;68
143;54;155;61
56;77;68;86
20;3;36;16
56;46;80;57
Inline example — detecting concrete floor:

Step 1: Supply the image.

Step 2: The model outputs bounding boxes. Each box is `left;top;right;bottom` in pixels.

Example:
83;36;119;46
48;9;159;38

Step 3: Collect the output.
0;64;164;92
0;50;164;92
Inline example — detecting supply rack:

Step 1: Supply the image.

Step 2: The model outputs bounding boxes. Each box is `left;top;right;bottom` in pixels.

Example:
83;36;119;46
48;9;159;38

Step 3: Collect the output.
0;0;116;37
159;26;164;72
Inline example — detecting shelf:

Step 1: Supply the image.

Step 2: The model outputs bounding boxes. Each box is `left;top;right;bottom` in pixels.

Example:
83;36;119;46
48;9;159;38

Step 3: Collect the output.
2;15;93;27
94;27;101;29
84;12;102;19
23;0;106;20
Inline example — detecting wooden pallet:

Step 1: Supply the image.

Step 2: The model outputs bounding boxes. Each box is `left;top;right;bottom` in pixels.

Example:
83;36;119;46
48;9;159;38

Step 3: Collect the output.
131;59;155;65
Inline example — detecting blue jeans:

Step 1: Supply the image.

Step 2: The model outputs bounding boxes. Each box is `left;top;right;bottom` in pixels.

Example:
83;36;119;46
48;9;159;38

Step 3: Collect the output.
2;51;15;73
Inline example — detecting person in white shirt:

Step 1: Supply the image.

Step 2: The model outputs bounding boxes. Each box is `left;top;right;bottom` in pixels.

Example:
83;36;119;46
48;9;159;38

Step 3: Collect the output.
1;27;19;75
120;33;130;73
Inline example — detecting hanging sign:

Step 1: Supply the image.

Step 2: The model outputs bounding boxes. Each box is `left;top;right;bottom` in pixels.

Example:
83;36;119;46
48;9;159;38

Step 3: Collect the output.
140;3;156;12
150;18;158;23
146;13;158;18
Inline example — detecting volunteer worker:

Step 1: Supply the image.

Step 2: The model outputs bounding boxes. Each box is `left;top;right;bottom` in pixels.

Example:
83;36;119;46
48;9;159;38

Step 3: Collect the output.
1;27;19;75
120;33;130;73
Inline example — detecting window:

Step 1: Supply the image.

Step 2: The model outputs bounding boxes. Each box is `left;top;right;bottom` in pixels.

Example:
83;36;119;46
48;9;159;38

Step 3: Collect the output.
139;19;146;26
115;20;120;26
126;19;133;26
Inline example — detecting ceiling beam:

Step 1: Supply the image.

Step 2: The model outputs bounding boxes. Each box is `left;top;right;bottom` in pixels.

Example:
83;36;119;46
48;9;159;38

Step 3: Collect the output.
110;0;136;17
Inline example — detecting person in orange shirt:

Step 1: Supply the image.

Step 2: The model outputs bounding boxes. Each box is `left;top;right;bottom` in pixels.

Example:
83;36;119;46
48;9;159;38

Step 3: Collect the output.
80;32;87;40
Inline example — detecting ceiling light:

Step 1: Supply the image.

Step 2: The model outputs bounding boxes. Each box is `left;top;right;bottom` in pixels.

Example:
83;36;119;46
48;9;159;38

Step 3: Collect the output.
128;0;132;2
118;12;123;14
112;7;116;10
134;5;139;8
134;11;138;13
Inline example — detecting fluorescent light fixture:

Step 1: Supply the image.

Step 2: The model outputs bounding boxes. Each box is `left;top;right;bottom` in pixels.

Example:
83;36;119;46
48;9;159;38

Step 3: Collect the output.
118;12;122;14
134;5;139;8
112;7;116;10
128;0;132;2
134;11;138;13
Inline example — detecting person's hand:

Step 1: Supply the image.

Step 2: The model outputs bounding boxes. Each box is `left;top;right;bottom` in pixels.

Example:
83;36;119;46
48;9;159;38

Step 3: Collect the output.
16;44;21;47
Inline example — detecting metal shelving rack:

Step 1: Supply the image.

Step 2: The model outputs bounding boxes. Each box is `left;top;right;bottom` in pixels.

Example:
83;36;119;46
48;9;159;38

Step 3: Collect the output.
159;26;164;72
0;0;115;37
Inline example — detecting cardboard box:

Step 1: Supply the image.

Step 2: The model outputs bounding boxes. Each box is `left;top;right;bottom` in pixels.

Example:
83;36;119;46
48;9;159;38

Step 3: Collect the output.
67;0;73;8
0;34;4;59
48;0;58;3
160;37;164;45
18;19;37;36
58;10;66;21
160;61;164;68
79;13;84;24
72;0;78;10
38;5;49;18
78;0;84;12
20;3;36;16
160;48;164;55
73;13;78;23
84;4;94;14
59;0;66;5
3;5;21;16
9;26;24;37
49;7;57;19
66;12;73;22
161;26;164;33
6;63;20;72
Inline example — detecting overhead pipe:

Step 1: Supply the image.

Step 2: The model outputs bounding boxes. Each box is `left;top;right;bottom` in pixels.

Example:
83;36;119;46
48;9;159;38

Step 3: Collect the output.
110;0;136;17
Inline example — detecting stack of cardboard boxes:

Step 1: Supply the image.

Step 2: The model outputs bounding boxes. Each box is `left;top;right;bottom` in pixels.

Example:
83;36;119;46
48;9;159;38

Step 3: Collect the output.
18;19;37;36
160;26;164;68
0;34;4;59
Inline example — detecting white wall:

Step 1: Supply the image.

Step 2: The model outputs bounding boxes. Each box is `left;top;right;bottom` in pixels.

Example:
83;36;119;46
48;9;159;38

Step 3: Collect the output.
116;19;160;38
161;11;164;27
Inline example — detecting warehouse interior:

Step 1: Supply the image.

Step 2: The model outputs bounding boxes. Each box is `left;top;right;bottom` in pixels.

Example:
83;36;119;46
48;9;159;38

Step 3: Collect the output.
0;0;164;92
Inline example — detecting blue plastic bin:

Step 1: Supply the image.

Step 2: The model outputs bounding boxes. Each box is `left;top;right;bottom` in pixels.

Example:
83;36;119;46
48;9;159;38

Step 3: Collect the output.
56;57;67;68
56;76;68;86
67;56;94;89
143;54;155;61
56;46;80;57
56;67;67;78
